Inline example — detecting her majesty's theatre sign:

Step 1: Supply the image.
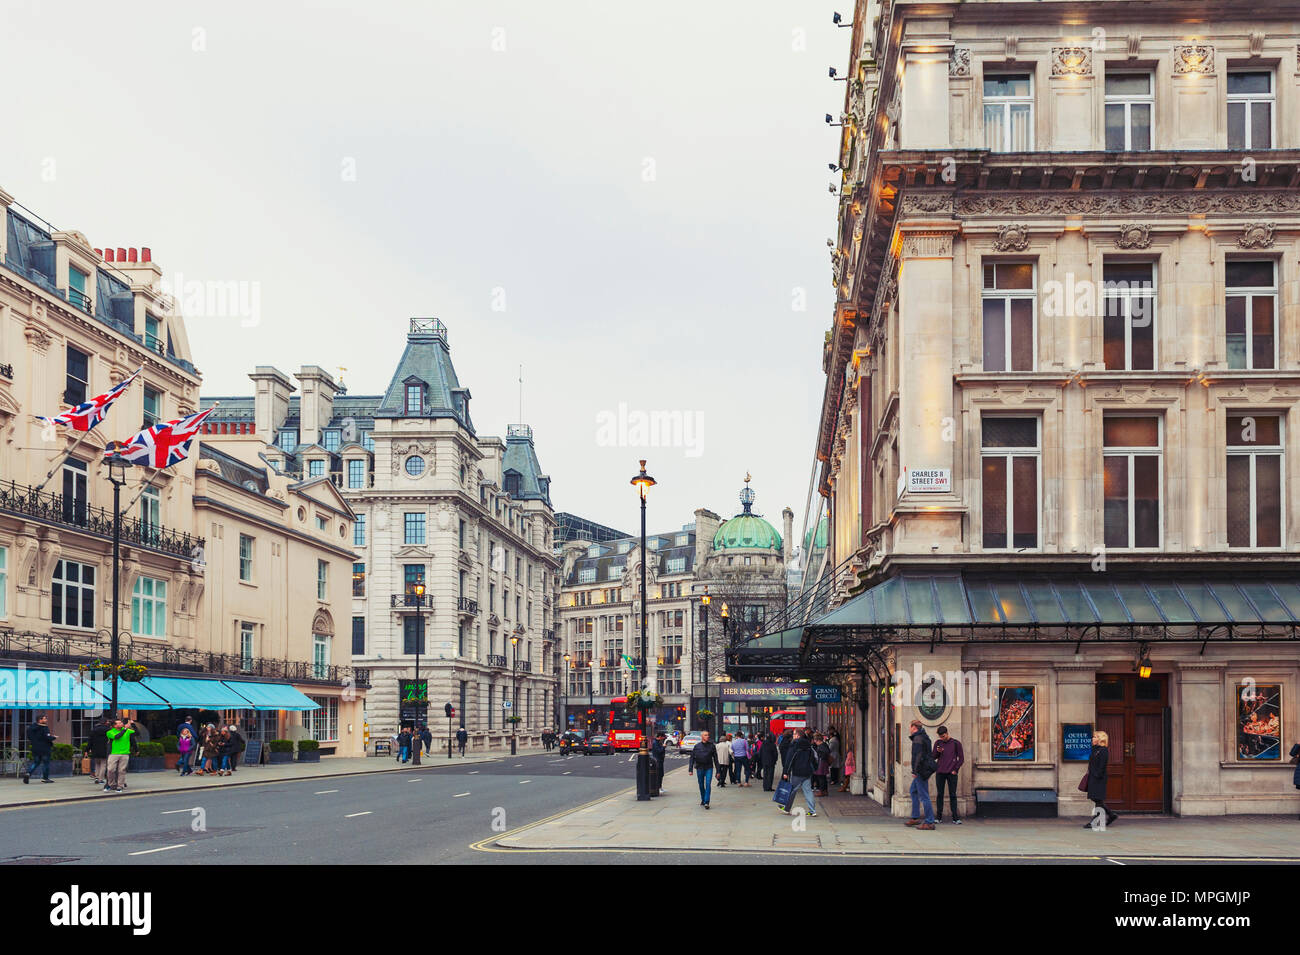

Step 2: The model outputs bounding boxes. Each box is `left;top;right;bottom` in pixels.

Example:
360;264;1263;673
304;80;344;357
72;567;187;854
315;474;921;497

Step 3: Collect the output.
719;683;841;703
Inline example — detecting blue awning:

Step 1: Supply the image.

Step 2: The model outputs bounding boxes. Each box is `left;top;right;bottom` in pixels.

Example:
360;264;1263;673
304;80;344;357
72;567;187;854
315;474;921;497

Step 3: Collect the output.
77;675;172;711
138;676;256;709
0;667;108;709
220;681;320;711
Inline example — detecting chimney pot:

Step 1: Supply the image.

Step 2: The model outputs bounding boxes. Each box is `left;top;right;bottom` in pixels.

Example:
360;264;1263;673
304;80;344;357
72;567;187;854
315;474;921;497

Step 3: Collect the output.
116;248;126;261
141;247;151;262
104;248;115;262
94;248;102;258
127;248;138;263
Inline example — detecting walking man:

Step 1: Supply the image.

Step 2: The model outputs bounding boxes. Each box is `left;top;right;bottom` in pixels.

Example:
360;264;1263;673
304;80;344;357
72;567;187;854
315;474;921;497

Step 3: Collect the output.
22;715;56;784
715;732;731;787
397;726;412;764
687;729;720;809
906;720;936;830
411;724;424;765
759;732;778;791
730;732;751;787
456;725;468;756
104;718;137;793
89;716;111;784
932;725;965;824
779;729;818;816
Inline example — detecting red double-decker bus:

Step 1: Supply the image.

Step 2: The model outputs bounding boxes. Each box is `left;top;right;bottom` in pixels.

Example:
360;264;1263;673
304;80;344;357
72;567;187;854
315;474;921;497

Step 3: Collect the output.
607;696;643;750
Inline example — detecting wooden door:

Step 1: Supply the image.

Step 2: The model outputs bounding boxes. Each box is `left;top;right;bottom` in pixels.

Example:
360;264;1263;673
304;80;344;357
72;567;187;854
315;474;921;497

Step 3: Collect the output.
1095;674;1167;812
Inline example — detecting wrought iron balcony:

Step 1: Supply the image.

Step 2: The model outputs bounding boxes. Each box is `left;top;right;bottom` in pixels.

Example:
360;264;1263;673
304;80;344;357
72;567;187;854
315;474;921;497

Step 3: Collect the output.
487;654;507;668
0;478;204;560
0;626;370;689
390;593;432;611
0;362;13;379
543;629;555;642
458;596;478;614
516;660;532;673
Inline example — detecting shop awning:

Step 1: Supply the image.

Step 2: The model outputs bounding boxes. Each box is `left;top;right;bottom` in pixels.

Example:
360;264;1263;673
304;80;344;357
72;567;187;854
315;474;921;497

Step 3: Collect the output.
81;675;172;711
0;667;108;709
220;681;319;711
138;676;257;710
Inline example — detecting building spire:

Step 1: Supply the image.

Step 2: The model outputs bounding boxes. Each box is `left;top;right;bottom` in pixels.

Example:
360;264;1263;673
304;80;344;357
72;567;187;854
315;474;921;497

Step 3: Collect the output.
740;473;755;514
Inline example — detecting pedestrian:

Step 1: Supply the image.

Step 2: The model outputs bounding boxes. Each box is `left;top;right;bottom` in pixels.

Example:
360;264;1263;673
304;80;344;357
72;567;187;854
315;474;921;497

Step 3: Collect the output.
218;729;235;776
730;732;751;787
420;724;432;758
652;732;667;792
687;729;720;809
906;720;936;830
1291;741;1300;818
103;718;137;793
932;725;965;824
225;724;245;774
456;725;468;756
827;730;841;787
175;714;197;772
197;724;220;775
1085;730;1118;829
411;724;424;765
398;727;412;764
22;714;56;784
814;733;831;796
838;747;855;793
391;730;401;761
177;728;195;776
778;728;793;775
89;716;111;785
778;729;818;816
759;732;778;791
714;731;732;787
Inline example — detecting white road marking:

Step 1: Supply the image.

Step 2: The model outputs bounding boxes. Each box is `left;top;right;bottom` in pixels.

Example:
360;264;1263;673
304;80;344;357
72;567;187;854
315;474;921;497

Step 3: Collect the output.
514;763;522;767
314;790;338;795
520;779;531;785
408;779;422;782
129;844;186;856
453;792;470;798
160;808;200;815
345;811;373;818
1106;858;1126;865
469;771;480;775
562;771;572;775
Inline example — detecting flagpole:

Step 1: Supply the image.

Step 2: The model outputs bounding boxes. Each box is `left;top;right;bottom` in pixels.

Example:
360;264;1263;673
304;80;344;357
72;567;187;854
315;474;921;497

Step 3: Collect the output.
30;423;102;495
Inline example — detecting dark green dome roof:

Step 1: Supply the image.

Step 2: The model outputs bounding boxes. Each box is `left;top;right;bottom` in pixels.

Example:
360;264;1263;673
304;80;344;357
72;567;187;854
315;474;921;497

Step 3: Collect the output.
804;517;828;552
713;513;782;551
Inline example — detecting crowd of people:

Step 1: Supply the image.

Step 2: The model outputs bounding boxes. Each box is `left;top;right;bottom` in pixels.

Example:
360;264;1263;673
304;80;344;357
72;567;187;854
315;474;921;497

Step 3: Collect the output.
685;726;847;812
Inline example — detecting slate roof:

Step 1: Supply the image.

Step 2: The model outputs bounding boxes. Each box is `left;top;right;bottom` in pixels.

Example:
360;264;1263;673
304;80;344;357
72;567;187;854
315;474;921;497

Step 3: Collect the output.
565;530;696;586
372;319;473;432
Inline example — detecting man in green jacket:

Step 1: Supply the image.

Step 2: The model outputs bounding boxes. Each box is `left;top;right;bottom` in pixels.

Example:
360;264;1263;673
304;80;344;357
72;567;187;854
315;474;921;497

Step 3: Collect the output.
103;718;137;793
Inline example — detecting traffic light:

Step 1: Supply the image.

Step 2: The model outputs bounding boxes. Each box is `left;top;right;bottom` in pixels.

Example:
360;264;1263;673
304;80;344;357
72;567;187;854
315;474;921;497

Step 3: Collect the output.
445;703;454;717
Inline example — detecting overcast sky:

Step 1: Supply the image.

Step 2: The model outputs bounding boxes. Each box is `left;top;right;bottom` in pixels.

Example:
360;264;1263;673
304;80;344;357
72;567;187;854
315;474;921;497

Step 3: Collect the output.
4;0;846;545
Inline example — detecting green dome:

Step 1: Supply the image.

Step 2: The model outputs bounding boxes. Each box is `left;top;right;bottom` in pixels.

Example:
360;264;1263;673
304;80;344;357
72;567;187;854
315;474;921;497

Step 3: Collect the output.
714;514;782;552
803;517;828;552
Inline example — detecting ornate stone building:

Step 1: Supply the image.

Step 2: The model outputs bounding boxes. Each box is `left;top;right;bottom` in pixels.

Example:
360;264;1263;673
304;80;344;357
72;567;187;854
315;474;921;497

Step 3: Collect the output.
771;0;1300;817
201;318;560;750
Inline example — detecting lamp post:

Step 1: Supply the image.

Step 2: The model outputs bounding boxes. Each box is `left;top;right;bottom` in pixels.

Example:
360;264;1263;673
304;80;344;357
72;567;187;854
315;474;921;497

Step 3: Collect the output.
588;658;595;729
700;589;710;732
720;602;730;737
412;581;427;763
105;453;132;716
629;459;656;801
510;635;519;756
563;652;570;733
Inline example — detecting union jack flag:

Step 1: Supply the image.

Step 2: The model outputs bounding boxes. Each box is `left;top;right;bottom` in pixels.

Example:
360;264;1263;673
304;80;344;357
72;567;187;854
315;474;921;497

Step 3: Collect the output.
106;405;217;469
37;367;141;431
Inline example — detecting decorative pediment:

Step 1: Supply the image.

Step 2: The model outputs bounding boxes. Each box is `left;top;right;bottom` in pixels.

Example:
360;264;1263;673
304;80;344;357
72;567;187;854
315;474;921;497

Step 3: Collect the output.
1051;46;1092;76
1238;222;1275;249
1115;223;1152;249
993;224;1032;252
1173;44;1214;75
311;608;334;635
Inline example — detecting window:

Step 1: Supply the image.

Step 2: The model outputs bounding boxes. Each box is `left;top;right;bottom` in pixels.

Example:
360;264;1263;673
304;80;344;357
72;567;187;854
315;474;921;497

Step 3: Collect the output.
303;696;339;742
666;556;686;573
277;429;298;452
1226;261;1277;370
138;486;160;545
403;617;425;654
348;459;366;488
578;567;596;583
489;583;496;611
68;266;90;311
504;472;521;495
239;534;254;581
983;74;1033;151
322;429;340;452
0;546;6;618
130;576;167;637
354;513;366;547
241;622;255;670
352;616;365;655
142;386;161;428
516;557;522;579
405;456;425;476
61;459;88;526
405;383;423;415
317;559;328;600
1103;416;1162;548
982;418;1040;549
404;564;425;593
1104;73;1153;150
459;519;466;549
312;632;330;678
316;514;328;532
361;431;375;452
1102;263;1156;370
52;560;95;629
977;263;1040;371
1228;71;1273;150
504;588;510;618
458;622;466;656
143;313;164;352
1227;415;1282;548
65;346;89;407
353;562;366;597
308;460;325;478
404;512;426;545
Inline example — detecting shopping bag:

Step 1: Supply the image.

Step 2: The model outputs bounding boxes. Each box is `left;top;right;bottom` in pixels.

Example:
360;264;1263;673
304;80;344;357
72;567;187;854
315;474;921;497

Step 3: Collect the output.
774;777;795;809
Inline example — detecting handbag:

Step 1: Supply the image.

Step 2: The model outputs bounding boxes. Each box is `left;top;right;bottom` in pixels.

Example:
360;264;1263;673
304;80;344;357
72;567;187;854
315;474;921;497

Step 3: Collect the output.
773;777;795;809
1077;771;1089;793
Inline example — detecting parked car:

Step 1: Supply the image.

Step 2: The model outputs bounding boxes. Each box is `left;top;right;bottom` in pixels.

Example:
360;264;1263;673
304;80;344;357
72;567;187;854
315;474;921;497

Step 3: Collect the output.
584;734;611;755
666;731;682;747
559;731;587;754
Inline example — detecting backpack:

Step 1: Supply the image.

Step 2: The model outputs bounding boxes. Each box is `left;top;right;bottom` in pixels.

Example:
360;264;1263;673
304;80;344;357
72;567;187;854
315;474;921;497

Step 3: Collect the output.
917;748;937;780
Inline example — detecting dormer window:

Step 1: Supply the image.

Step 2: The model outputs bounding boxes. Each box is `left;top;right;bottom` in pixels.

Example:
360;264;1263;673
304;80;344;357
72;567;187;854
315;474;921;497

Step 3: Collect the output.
322;429;340;452
277;429;298;453
405;383;423;415
68;266;90;312
504;471;521;496
144;314;164;354
361;431;375;452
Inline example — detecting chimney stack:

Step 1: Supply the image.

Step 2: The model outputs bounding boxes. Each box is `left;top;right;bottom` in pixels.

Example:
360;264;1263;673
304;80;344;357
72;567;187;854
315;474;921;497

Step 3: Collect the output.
782;507;794;564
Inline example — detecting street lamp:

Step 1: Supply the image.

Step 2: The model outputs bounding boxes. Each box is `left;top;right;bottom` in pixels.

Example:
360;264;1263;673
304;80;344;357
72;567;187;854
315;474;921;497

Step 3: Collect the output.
700;588;710;734
630;459;656;801
720;602;730;737
412;581;426;764
563;652;570;733
105;452;132;716
510;635;519;755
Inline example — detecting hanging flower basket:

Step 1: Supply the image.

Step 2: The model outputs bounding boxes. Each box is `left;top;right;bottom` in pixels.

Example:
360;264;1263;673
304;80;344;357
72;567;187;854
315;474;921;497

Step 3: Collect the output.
79;658;148;682
696;709;715;720
627;690;662;709
505;716;523;724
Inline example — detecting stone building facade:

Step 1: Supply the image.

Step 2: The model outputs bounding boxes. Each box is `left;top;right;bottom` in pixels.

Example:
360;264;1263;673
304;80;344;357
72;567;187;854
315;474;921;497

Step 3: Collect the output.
791;0;1300;817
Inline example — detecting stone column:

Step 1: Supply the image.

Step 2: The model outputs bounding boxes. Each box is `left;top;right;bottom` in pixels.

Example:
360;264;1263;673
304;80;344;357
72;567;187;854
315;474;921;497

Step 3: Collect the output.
1174;662;1226;816
1055;664;1100;817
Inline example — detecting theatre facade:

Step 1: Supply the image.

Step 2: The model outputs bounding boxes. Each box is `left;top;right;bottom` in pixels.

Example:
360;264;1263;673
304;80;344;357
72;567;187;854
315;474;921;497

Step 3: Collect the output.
744;0;1300;817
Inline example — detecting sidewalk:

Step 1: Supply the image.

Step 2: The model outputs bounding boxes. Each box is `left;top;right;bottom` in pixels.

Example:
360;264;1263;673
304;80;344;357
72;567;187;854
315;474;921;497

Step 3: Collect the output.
0;748;546;809
496;773;1300;859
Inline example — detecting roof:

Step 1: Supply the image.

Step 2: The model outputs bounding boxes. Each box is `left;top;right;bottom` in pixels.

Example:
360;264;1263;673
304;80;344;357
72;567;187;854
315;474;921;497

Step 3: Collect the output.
714;513;782;552
372;318;473;432
501;424;551;505
198;444;269;494
566;531;696;585
555;512;633;544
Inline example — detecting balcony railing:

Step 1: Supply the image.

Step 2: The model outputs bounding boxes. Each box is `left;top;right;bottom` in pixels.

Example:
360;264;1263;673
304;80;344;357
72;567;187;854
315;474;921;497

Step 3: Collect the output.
0;362;13;379
390;593;432;610
67;287;92;313
0;478;205;560
516;660;532;673
458;596;478;614
0;626;370;689
543;629;555;642
487;654;508;668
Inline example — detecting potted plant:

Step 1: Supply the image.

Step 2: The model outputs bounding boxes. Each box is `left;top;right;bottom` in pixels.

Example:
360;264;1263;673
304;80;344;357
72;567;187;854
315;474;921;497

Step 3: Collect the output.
118;659;148;682
267;739;295;764
159;735;180;771
49;743;76;777
297;739;321;762
129;742;165;772
696;708;715;726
